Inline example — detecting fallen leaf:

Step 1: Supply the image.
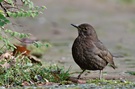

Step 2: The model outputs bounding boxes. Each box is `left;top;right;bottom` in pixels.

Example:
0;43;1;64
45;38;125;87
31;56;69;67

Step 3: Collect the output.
28;55;42;65
0;52;13;60
22;81;30;86
13;44;30;56
37;82;46;86
77;79;86;84
68;77;86;84
0;52;15;69
45;82;53;85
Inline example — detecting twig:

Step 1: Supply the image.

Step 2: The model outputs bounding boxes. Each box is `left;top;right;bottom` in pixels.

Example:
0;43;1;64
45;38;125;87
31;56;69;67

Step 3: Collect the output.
0;3;9;17
3;0;12;5
4;5;21;10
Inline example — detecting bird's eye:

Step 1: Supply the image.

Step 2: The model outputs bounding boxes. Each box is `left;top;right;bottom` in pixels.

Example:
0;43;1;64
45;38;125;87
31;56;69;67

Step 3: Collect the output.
84;28;87;31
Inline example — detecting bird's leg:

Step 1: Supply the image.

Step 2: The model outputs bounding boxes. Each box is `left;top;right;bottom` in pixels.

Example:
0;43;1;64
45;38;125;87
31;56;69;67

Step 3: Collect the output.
99;70;103;80
77;69;85;79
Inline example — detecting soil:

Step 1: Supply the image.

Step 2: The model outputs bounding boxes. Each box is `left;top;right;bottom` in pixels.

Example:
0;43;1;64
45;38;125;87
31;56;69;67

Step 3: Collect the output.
13;0;135;81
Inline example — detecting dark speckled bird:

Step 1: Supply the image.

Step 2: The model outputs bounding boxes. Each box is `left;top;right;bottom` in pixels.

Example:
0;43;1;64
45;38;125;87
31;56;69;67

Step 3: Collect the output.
71;23;116;79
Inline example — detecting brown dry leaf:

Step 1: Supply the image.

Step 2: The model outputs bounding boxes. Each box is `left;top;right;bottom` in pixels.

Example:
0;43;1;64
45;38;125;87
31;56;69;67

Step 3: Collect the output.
22;81;30;86
45;82;55;85
68;77;86;84
77;79;86;84
29;80;35;85
28;55;42;65
0;52;13;60
0;52;15;69
37;82;56;86
37;82;46;86
13;44;30;56
13;44;42;65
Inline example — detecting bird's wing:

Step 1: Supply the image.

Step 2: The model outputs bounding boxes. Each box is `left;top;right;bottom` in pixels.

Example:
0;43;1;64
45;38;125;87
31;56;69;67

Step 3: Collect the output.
92;41;116;69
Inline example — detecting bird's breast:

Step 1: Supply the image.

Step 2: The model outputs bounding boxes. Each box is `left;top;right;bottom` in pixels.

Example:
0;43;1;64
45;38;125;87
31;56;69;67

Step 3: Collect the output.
72;37;107;70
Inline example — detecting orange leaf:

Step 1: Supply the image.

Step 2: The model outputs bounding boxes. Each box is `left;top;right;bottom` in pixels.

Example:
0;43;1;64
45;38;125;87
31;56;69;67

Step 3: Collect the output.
13;44;30;56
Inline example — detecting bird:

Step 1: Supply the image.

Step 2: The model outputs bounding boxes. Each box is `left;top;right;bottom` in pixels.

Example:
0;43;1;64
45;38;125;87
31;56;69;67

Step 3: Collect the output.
71;23;117;79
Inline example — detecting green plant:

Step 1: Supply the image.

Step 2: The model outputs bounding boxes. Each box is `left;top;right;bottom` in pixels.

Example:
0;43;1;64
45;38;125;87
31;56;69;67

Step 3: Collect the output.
0;0;47;53
0;0;70;87
0;56;70;87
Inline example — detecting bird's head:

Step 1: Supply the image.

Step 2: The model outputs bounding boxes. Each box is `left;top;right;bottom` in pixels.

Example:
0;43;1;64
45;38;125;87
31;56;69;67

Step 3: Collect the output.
71;23;98;39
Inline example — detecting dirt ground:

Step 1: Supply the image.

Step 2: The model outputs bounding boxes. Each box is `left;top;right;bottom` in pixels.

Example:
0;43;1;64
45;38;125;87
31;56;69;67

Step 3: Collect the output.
14;0;135;81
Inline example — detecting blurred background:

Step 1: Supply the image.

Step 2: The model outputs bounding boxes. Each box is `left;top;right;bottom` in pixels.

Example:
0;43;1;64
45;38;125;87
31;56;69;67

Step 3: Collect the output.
12;0;135;81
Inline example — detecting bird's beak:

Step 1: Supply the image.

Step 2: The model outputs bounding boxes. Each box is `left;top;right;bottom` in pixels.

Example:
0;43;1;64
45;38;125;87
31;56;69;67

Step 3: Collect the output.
71;24;78;29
